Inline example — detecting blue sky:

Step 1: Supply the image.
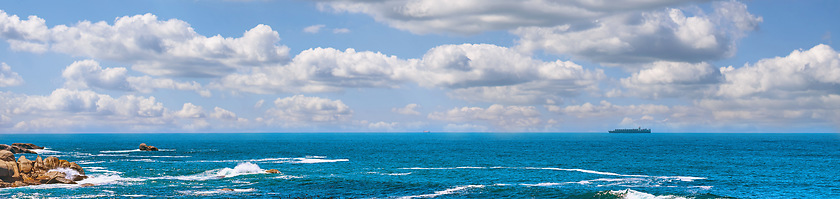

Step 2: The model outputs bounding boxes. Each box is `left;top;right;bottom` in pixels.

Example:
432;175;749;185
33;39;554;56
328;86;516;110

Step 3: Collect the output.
0;0;838;133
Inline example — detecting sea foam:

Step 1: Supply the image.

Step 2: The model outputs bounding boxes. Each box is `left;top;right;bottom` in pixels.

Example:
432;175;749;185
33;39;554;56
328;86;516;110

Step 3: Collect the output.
155;162;266;181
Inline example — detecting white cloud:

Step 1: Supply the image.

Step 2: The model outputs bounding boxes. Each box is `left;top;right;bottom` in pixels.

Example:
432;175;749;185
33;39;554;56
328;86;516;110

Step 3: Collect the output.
550;100;670;118
303;24;326;33
718;44;840;98
61;60;211;97
264;95;353;125
175;103;206;118
620;61;722;98
411;44;603;104
392;103;420;115
215;47;410;94
332;28;350;34
0;62;23;87
0;88;249;132
513;1;762;64
0;11;290;77
216;44;602;104
428;104;542;131
316;0;703;35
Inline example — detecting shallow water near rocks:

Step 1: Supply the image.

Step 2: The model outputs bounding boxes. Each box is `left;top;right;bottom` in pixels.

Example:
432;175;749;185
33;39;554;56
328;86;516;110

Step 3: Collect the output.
1;133;837;198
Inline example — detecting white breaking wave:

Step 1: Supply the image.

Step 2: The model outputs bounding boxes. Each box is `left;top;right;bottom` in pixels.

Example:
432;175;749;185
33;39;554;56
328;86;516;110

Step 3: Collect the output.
188;157;349;164
177;188;256;196
31;148;60;154
154;162;267;181
608;189;688;199
398;185;485;199
47;168;81;180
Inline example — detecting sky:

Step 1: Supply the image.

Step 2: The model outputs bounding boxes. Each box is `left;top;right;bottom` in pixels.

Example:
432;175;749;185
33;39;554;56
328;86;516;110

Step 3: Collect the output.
0;0;838;133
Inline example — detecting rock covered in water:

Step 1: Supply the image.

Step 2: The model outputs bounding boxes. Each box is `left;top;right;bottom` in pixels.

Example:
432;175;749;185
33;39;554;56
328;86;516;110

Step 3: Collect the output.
11;143;44;150
139;143;159;151
0;144;35;154
0;146;87;188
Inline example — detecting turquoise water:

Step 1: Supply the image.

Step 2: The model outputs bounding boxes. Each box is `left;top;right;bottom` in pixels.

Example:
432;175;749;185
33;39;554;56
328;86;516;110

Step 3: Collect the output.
0;133;838;198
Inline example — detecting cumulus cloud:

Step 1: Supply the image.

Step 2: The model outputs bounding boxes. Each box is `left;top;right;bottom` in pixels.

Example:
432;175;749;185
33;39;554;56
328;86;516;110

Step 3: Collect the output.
717;44;840;98
0;88;248;132
620;61;722;98
0;62;23;87
0;11;290;77
514;0;762;64
428;104;542;131
217;44;602;104
215;47;410;93
316;0;703;34
303;24;326;33
62;60;211;97
412;44;603;104
392;103;420;115
264;95;353;125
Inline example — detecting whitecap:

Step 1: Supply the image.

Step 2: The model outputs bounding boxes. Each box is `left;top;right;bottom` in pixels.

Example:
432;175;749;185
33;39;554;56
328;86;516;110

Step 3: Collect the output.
398;185;485;199
77;160;106;165
154;162;267;181
177;188;256;196
100;149;141;153
607;189;689;199
31;148;60;154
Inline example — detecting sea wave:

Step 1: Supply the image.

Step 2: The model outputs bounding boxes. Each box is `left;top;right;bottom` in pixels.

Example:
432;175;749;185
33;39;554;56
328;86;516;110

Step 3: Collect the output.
188;157;349;164
600;189;689;199
177;188;256;196
398;185;485;199
153;162;267;181
31;148;60;154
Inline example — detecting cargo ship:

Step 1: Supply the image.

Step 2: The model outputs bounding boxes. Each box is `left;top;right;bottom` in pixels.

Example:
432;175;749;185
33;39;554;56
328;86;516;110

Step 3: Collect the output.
608;127;651;133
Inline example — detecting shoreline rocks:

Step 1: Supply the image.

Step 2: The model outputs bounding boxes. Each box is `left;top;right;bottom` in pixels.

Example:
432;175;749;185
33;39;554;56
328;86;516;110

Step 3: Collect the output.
139;143;159;151
0;148;87;188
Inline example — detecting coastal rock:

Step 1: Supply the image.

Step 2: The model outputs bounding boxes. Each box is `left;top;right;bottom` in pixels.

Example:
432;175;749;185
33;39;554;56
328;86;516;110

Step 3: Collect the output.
266;169;281;174
139;143;159;151
0;145;87;188
0;151;13;161
0;144;35;154
17;156;33;174
0;151;20;181
11;143;44;150
43;156;60;170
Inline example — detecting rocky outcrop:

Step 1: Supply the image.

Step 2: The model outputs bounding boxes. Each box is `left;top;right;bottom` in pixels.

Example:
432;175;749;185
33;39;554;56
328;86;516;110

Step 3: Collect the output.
139;143;159;151
0;150;87;188
0;144;35;154
11;143;44;150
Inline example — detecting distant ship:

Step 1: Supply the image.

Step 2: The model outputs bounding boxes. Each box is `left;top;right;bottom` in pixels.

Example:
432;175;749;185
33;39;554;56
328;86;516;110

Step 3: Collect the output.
609;127;651;133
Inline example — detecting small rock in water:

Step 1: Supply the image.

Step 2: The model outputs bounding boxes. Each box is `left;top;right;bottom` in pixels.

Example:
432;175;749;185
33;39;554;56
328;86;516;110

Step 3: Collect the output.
139;143;159;151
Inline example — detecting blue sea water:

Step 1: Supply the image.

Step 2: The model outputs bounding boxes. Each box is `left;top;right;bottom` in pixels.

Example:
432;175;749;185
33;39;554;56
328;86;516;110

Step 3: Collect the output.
0;133;838;198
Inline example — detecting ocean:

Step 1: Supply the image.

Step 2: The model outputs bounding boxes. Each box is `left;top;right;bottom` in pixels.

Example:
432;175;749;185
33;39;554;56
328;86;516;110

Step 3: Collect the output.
0;133;837;198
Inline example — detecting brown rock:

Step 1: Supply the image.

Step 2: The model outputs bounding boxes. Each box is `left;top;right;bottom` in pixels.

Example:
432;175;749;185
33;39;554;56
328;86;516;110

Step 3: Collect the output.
17;155;33;174
0;150;14;162
11;143;44;150
80;183;95;187
43;156;60;170
59;160;70;168
139;143;159;151
0;144;35;154
69;162;85;176
265;169;281;174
